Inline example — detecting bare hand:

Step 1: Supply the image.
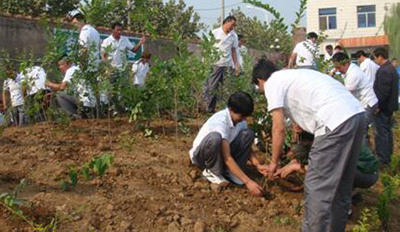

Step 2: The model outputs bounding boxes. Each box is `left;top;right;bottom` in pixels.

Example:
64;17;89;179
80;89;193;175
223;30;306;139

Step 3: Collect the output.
139;33;147;45
275;162;301;179
235;66;240;76
256;164;269;176
246;180;264;196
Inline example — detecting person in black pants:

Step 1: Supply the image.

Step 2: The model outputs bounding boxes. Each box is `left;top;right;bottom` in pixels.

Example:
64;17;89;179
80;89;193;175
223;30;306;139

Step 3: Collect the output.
373;47;399;165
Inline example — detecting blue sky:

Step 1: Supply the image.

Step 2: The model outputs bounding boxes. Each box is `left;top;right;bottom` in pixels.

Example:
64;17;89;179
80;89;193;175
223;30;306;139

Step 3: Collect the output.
162;0;306;32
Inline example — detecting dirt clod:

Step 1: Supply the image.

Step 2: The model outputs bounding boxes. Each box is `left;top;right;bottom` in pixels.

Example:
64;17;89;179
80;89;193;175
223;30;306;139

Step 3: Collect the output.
193;220;206;232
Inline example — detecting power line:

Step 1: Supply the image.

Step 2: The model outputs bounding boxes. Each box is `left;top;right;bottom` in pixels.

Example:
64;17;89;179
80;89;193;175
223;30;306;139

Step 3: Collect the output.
194;2;242;11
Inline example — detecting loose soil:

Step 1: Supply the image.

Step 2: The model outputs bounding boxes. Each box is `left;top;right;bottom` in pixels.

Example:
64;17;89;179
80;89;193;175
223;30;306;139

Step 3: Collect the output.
0;117;399;232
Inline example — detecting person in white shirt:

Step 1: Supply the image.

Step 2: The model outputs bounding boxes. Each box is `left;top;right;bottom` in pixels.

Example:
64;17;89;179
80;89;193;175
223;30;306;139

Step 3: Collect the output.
2;65;27;125
324;45;333;61
132;52;151;87
332;52;378;144
190;91;268;196
46;57;96;119
203;16;239;113
253;59;365;232
356;50;380;86
71;12;101;72
288;32;318;69
21;65;47;122
101;22;146;70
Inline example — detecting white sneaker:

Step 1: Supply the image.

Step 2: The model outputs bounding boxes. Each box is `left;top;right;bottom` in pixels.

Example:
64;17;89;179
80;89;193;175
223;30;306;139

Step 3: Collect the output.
202;169;228;184
225;170;244;186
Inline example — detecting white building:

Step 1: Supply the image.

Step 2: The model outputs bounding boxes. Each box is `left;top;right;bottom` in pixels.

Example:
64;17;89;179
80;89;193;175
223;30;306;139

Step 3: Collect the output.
307;0;400;56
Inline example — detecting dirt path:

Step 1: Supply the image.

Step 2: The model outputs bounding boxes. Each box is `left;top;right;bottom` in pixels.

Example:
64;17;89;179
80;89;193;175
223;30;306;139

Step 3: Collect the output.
0;118;398;231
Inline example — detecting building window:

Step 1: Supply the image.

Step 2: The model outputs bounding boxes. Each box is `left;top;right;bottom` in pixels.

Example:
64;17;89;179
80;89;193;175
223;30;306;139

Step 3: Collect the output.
319;8;337;30
357;5;376;28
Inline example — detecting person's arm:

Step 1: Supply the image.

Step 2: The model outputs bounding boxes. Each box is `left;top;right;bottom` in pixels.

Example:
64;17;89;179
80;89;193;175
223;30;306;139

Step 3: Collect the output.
275;159;305;178
231;47;239;76
344;72;359;93
101;51;108;62
45;81;68;92
221;139;264;196
288;52;297;69
267;108;286;179
131;34;146;53
2;90;8;111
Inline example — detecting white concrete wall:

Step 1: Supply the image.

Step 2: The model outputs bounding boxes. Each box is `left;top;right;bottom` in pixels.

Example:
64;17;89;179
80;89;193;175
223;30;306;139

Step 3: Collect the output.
307;0;399;39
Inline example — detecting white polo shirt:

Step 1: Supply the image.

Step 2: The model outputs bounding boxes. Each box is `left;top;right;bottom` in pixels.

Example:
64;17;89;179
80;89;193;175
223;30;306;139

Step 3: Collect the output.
344;63;378;108
189;108;247;161
3;75;24;107
293;40;317;67
212;27;237;67
21;66;46;96
264;69;364;137
101;35;135;69
62;66;96;108
360;58;379;85
79;24;101;71
132;60;149;87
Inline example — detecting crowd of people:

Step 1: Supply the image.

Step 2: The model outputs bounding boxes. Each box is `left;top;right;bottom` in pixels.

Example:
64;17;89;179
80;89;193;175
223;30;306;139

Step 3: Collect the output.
1;12;399;232
190;16;399;232
1;12;151;124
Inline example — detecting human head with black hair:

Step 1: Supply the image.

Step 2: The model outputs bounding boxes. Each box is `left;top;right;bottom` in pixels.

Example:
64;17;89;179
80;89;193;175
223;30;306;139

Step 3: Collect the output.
331;52;351;75
355;50;367;63
307;32;318;43
238;34;245;46
325;45;333;56
70;12;86;30
373;47;389;65
222;15;237;33
392;58;399;67
140;52;152;64
227;91;254;124
252;58;278;93
4;62;17;80
334;45;343;54
111;22;124;40
57;56;73;74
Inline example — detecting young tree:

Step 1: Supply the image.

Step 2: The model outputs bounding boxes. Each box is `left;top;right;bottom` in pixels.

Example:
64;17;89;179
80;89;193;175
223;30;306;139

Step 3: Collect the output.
81;0;204;39
384;3;400;59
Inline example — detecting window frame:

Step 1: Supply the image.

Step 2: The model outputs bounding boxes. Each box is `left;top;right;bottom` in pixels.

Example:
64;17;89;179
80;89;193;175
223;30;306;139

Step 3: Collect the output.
357;5;376;28
318;8;337;30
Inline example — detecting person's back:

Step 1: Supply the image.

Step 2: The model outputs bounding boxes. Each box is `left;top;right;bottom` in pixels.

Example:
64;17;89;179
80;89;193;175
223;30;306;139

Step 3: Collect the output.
23;66;46;96
346;64;377;107
64;66;96;108
265;69;364;136
374;60;399;117
79;24;101;70
360;58;379;85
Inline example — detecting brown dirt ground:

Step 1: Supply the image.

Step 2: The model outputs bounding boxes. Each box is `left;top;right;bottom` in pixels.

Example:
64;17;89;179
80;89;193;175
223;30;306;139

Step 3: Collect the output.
0;117;399;232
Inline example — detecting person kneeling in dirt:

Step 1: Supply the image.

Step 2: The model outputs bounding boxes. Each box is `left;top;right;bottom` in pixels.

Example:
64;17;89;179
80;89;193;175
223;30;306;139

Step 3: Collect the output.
276;137;379;200
189;91;269;196
253;59;365;232
45;57;96;119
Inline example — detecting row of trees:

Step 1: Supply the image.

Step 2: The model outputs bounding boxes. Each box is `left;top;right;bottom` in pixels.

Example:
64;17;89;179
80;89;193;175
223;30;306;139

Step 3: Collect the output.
0;0;310;55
